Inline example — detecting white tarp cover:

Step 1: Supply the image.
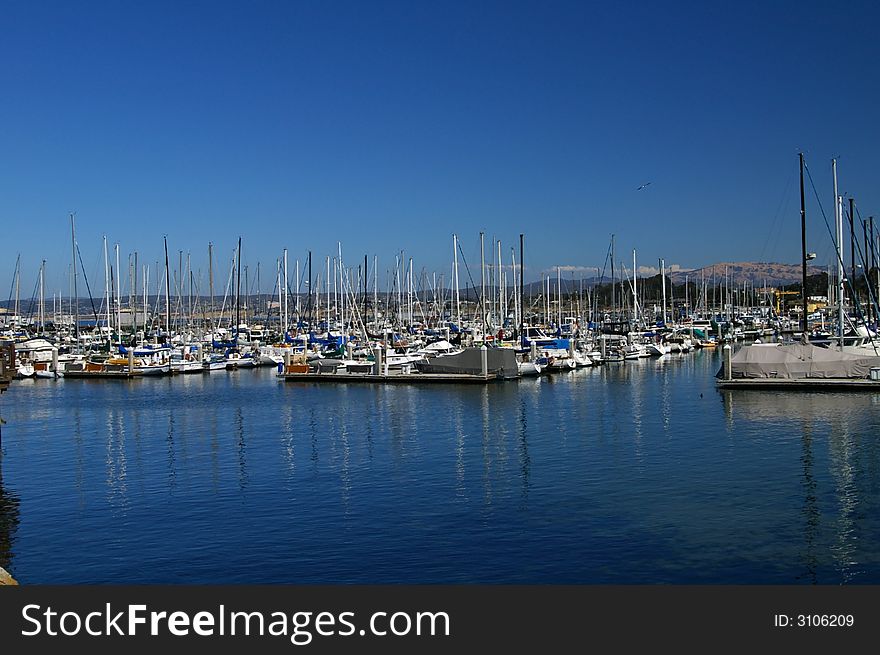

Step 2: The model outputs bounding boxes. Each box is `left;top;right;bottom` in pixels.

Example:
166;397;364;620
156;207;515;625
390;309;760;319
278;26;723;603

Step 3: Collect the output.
726;343;880;379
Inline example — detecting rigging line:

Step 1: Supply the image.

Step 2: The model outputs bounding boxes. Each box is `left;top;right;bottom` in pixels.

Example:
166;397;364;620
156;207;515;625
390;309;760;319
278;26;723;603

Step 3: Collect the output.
759;167;795;263
24;270;41;322
849;207;880;352
853;207;880;321
6;254;20;311
804;159;877;352
456;239;487;327
75;243;101;326
803;161;860;299
266;264;279;328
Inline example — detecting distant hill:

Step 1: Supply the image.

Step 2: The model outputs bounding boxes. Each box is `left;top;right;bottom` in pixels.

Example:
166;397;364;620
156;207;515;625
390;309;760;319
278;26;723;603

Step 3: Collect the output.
665;262;822;287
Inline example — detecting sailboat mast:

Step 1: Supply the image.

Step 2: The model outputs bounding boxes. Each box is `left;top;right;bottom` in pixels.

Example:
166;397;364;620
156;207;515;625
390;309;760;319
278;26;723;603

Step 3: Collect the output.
799;152;808;336
660;258;667;325
39;260;45;335
850;197;857;315
70;213;79;344
143;264;148;344
103;236;111;347
339;242;345;333
373;255;378;328
519;234;524;341
326;256;331;330
453;234;461;326
132;252;138;338
480;232;486;335
164;237;171;338
283;248;289;336
276;259;282;332
295;258;301;320
307;251;312;327
236;237;242;337
556;266;561;328
833;159;844;350
632;249;638;326
864;218;870;325
208;241;214;319
188;253;193;333
610;234;615;321
115;243;122;344
511;246;517;335
872;216;877;326
497;239;502;326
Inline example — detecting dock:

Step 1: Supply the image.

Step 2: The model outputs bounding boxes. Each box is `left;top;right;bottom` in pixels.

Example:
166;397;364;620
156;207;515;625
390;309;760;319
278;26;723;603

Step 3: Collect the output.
279;371;504;384
716;378;880;391
0;341;13;393
62;370;143;379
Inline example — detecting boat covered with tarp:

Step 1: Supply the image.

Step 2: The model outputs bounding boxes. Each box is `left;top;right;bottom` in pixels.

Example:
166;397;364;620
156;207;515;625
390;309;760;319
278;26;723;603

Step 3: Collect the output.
719;343;880;380
414;346;519;378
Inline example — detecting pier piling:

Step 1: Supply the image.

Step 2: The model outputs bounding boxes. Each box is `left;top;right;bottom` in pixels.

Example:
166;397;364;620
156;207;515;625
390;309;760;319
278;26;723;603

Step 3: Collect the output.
372;347;382;375
723;344;732;380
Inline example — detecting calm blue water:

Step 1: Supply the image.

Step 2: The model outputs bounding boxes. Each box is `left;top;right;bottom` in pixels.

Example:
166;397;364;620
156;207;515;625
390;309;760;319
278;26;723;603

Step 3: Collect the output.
1;349;880;584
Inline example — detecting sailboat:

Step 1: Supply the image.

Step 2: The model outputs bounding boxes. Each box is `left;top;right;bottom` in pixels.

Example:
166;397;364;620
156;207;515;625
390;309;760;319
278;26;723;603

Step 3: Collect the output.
719;155;880;388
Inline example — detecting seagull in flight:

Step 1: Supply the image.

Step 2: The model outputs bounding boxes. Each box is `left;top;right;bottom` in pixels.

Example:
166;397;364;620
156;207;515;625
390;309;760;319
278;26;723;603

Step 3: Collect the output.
636;182;652;191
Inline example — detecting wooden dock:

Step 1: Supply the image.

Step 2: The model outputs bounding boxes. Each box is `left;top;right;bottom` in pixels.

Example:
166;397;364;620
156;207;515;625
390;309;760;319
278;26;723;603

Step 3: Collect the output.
0;341;14;394
716;378;880;391
62;370;142;379
280;370;504;384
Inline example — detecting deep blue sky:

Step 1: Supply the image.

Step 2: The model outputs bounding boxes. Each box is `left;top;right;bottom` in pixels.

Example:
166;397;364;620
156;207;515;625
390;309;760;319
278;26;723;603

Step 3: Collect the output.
2;0;879;294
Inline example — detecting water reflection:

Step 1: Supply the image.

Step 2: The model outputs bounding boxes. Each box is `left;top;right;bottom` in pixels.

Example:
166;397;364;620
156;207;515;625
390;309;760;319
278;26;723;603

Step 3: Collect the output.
74;406;85;509
0;460;21;575
4;359;880;584
281;404;295;484
518;395;530;506
481;385;492;506
454;398;466;501
105;408;128;513
236;406;248;490
799;429;819;584
828;422;858;582
167;409;177;488
720;389;878;583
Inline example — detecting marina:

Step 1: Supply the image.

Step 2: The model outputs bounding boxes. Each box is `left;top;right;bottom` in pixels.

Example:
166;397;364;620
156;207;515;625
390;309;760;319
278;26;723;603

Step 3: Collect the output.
2;351;880;584
2;3;880;604
2;181;879;586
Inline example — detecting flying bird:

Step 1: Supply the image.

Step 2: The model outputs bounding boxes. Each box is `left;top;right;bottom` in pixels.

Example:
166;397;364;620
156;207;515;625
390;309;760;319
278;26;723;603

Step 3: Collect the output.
636;182;652;191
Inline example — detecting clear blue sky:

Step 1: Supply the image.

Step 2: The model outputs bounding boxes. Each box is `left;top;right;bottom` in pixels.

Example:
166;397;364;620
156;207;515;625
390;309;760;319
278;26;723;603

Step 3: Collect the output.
2;0;879;296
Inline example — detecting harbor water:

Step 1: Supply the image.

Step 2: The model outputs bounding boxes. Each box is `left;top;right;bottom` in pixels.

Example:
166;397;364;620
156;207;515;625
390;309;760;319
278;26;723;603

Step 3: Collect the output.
1;348;879;584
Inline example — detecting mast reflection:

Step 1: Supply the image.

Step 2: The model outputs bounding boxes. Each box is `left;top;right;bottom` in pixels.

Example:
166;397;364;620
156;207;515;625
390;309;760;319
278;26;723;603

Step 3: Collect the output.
719;389;878;583
0;460;21;576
